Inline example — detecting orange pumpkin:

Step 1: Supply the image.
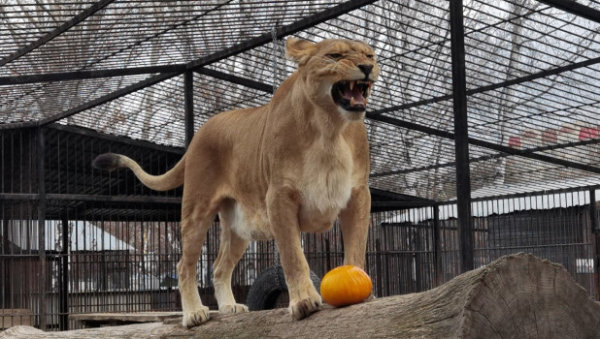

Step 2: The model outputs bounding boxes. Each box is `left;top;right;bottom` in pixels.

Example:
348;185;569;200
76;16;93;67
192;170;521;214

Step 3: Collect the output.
320;265;372;307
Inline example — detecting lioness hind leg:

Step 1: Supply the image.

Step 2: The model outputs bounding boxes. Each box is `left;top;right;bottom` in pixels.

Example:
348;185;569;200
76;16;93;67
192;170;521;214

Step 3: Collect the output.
213;203;250;314
178;207;215;328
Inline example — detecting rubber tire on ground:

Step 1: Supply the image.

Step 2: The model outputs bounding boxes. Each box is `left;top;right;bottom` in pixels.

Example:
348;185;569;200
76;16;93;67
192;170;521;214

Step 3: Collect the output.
246;266;321;311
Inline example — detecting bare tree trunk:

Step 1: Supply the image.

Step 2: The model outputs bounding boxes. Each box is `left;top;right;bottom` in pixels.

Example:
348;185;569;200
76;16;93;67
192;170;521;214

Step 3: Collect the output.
3;253;599;339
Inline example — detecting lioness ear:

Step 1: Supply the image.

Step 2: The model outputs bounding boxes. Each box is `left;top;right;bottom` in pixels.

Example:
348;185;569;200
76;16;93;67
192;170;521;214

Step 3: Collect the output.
286;38;316;66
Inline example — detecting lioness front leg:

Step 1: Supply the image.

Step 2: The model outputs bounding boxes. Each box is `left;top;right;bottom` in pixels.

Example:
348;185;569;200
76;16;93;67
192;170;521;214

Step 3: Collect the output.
339;186;371;269
339;185;372;302
267;187;322;320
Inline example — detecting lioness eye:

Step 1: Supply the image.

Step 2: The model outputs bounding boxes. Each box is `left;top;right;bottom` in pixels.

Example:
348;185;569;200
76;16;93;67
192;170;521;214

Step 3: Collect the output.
366;54;375;59
328;53;343;59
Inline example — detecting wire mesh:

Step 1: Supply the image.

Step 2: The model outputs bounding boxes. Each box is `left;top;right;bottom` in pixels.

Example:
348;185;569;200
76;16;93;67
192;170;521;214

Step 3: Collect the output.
2;0;600;201
2;0;600;331
1;126;599;331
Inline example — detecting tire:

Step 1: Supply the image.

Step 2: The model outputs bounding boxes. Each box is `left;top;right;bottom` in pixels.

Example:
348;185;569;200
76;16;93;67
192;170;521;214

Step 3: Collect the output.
246;266;321;311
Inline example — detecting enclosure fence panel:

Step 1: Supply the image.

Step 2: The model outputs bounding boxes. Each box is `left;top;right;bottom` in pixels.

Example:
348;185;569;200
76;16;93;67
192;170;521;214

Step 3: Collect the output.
3;184;600;330
1;127;599;331
437;191;597;294
1;126;185;330
2;0;600;333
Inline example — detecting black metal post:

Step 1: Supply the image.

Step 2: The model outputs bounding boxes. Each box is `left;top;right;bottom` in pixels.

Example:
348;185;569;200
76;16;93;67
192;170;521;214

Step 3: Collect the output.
433;205;443;286
375;239;382;297
591;189;598;233
2;213;10;309
36;127;47;330
449;0;474;273
590;189;600;300
184;71;195;149
60;215;69;330
325;239;331;272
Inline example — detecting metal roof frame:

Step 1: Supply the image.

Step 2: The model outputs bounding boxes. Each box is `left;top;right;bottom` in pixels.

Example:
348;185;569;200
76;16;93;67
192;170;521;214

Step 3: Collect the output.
2;0;600;208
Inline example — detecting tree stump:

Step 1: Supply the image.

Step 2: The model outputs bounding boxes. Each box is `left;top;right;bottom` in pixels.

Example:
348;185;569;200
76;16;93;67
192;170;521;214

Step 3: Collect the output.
2;253;599;339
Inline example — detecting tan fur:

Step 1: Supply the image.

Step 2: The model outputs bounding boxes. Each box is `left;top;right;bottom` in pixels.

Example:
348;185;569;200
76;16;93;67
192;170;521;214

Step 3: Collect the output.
95;38;380;327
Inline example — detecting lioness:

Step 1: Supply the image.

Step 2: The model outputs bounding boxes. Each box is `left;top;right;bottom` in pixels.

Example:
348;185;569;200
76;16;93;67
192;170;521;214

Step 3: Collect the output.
92;38;379;327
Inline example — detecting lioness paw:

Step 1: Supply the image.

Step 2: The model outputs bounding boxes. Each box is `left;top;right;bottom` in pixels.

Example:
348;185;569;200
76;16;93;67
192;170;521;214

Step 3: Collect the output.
182;306;210;328
219;303;249;314
289;295;322;320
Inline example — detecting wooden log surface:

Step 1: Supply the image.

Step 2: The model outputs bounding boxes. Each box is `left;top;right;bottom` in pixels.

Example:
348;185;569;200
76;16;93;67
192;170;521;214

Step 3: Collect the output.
2;253;600;339
69;312;182;327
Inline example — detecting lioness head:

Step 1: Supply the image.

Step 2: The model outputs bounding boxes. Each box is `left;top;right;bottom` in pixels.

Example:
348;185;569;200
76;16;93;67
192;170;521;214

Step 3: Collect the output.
286;38;380;121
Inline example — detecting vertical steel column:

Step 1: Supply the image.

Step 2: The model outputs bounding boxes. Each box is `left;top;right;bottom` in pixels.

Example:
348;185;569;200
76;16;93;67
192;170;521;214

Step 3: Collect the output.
590;189;600;300
60;215;69;330
37;127;47;330
591;189;598;233
433;205;444;286
449;0;474;272
184;71;195;149
2;213;10;309
375;239;382;297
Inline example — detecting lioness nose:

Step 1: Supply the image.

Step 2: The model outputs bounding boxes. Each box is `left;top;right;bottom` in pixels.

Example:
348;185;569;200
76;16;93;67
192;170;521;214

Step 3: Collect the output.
358;64;373;78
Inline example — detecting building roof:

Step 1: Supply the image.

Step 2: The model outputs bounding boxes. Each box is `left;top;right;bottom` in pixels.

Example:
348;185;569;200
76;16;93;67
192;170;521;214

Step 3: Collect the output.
6;220;134;252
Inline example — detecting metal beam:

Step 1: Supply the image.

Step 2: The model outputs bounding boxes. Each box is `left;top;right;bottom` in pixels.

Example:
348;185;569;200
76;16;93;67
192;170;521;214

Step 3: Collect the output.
0;65;186;85
370;187;436;204
3;39;599;124
0;63;274;91
9;0;376;127
368;113;600;175
371;200;437;209
187;0;379;71
0;0;376;86
46;123;184;155
196;68;273;93
370;134;600;178
45;193;181;204
3;16;599;92
37;72;177;127
0;193;181;204
369;54;600;117
0;71;178;130
181;69;600;176
464;183;600;203
0;0;116;67
536;0;600;24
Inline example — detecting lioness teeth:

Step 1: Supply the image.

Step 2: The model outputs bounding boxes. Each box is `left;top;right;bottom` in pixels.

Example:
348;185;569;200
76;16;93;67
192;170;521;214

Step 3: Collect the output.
332;79;374;110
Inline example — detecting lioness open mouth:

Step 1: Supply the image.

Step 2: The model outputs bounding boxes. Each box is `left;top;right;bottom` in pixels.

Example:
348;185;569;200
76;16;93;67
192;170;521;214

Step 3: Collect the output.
332;80;373;112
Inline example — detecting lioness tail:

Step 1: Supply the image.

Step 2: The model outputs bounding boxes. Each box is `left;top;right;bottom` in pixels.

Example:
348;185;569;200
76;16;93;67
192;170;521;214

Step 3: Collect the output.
92;152;185;191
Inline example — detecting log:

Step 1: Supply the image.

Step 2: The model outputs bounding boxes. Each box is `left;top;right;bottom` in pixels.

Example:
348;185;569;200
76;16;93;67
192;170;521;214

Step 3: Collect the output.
2;253;600;339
